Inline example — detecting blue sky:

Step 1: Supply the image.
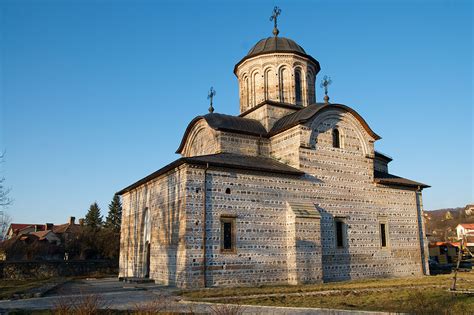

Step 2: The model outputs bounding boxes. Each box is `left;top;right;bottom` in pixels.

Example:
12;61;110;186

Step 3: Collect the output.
1;0;472;224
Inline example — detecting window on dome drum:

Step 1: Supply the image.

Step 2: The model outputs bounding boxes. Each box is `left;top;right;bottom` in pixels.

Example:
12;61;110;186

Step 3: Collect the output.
332;128;340;148
220;215;236;253
295;70;302;104
335;218;346;248
279;68;287;102
245;77;249;108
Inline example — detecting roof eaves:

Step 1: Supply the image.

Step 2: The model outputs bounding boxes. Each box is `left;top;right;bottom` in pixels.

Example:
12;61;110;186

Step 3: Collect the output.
374;151;393;162
117;154;305;195
185;155;304;176
116;158;186;195
374;178;430;189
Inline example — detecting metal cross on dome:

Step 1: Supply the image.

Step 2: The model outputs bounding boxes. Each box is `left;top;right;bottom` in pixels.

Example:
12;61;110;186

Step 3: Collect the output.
320;75;332;104
270;6;281;37
207;87;216;113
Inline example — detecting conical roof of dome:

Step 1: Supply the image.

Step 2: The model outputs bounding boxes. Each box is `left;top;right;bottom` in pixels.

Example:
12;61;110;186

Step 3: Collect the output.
234;36;319;73
246;37;307;57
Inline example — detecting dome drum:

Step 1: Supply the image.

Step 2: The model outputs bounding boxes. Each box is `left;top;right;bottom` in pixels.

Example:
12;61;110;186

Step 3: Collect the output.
235;37;320;114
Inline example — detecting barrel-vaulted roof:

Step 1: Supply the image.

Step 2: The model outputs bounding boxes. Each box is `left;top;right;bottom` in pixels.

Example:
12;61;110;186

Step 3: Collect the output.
177;103;381;154
269;103;381;139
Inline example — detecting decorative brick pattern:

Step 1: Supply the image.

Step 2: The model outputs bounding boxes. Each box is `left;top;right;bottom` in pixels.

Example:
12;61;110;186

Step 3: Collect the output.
119;36;429;289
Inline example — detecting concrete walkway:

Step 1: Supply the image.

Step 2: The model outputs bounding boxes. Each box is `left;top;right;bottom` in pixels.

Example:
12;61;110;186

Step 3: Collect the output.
0;278;397;314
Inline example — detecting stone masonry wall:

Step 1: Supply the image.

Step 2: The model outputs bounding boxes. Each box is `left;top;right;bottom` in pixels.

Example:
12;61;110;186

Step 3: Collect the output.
298;108;424;281
120;107;427;288
180;163;424;288
218;132;270;157
119;166;189;287
183;165;323;288
270;126;302;168
242;104;299;131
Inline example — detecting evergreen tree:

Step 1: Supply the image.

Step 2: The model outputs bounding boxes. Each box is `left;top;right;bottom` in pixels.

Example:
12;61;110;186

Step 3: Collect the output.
84;202;103;228
105;195;122;232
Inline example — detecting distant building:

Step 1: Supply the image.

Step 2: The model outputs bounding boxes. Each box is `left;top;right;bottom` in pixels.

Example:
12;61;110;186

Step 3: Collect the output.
6;216;81;241
456;223;474;247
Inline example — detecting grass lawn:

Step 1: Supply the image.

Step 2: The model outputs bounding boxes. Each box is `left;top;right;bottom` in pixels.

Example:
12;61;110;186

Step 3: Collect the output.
0;278;58;300
181;273;474;314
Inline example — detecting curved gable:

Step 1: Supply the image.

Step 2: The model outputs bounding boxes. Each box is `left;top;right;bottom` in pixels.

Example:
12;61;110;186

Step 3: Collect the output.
176;113;266;154
307;107;374;156
179;119;218;157
270;103;380;141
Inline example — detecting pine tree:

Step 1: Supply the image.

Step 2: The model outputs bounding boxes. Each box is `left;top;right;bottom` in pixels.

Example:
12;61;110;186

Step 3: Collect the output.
105;195;122;233
84;202;103;229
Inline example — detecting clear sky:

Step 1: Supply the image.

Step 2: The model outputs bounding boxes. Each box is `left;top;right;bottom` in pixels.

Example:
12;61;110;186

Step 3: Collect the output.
1;0;472;224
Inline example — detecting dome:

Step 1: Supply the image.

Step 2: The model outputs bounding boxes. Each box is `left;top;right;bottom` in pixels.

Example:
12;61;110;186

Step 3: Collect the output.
234;36;319;73
246;37;307;57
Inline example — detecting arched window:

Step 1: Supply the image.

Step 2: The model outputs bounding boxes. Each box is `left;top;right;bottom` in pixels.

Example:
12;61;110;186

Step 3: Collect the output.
244;76;249;108
332;128;340;148
279;68;287;102
252;72;259;106
264;70;269;100
295;70;302;104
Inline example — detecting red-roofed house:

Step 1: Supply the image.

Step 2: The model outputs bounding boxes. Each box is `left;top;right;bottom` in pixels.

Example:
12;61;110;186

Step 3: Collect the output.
6;217;81;241
6;223;43;239
456;223;474;247
1;217;83;261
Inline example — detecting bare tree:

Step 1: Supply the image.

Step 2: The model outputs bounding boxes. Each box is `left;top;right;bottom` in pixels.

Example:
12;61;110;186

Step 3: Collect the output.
0;211;12;240
0;152;12;207
0;152;12;240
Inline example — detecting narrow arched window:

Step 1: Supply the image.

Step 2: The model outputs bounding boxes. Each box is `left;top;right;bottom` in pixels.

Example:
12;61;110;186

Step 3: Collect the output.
332;128;340;148
264;70;269;100
244;77;249;108
252;72;259;106
295;70;302;104
279;68;287;102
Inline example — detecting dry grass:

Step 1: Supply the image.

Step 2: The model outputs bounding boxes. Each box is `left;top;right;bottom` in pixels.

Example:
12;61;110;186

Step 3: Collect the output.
211;287;474;314
208;303;245;315
181;273;474;299
52;292;109;315
182;273;474;314
133;294;169;315
0;278;53;299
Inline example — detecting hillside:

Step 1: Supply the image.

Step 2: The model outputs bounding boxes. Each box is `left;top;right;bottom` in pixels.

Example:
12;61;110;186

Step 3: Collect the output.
424;206;474;242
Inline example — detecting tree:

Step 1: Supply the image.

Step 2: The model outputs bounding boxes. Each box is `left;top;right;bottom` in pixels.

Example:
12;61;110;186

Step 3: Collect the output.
105;195;122;233
0;211;11;240
84;202;103;228
0;152;12;208
0;153;12;241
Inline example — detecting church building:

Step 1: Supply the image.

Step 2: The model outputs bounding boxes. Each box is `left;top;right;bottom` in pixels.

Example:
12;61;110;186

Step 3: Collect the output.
117;10;430;288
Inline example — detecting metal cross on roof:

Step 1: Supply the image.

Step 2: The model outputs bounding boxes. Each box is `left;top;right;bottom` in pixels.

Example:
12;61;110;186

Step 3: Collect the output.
270;6;281;37
320;75;332;104
207;87;216;113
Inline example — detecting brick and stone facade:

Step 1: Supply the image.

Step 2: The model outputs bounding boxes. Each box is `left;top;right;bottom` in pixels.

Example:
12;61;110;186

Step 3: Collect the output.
118;32;429;288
